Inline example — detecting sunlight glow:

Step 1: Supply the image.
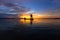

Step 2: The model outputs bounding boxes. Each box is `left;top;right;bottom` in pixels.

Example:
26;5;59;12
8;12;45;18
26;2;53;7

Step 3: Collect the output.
20;13;30;18
27;10;35;13
20;19;42;24
19;13;49;24
19;13;45;19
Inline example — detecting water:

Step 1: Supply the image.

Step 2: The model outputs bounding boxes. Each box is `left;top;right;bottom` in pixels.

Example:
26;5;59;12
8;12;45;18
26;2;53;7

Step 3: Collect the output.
0;19;60;40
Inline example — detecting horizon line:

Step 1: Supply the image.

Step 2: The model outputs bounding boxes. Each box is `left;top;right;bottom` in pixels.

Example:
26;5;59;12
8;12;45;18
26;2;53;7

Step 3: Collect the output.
0;18;60;19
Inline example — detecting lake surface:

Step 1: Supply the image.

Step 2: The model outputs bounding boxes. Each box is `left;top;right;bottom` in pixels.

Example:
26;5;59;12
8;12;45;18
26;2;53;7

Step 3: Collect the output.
0;19;60;40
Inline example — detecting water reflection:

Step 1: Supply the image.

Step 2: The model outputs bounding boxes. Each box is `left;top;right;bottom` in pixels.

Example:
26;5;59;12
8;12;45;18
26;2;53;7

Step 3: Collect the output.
0;19;60;30
20;19;43;25
19;19;60;26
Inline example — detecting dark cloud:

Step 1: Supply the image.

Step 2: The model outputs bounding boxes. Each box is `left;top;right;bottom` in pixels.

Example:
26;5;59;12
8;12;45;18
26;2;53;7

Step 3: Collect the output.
0;0;28;3
0;0;30;14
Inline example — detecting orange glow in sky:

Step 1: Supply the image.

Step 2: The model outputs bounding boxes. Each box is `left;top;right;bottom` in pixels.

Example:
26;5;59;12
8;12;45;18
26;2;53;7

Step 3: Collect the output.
20;13;30;18
19;13;46;19
19;13;44;24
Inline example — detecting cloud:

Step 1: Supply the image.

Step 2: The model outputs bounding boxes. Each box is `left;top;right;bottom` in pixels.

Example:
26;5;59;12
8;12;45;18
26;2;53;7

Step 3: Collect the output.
0;0;28;3
0;0;30;14
45;7;60;16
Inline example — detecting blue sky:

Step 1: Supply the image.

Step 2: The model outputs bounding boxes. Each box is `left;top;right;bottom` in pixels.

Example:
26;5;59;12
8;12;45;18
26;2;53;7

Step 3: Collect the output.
22;0;60;12
0;0;60;16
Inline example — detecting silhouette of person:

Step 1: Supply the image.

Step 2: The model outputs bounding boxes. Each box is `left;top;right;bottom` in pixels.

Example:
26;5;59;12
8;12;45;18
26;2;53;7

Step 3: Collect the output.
31;14;32;17
30;14;33;25
30;14;33;20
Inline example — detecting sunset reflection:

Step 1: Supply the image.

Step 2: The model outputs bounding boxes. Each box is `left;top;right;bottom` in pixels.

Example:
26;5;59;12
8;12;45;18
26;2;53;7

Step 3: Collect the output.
20;19;30;24
20;19;43;25
19;13;45;25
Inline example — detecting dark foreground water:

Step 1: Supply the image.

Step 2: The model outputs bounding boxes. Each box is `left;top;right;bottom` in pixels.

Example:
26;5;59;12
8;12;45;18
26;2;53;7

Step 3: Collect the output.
0;19;60;40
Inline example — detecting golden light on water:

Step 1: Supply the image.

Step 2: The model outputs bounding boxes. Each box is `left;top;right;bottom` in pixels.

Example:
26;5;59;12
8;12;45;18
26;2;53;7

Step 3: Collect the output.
20;19;30;24
33;19;41;24
20;19;42;24
19;13;47;24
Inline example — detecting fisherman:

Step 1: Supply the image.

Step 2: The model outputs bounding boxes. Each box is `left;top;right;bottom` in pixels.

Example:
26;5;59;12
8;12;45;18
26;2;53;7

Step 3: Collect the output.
30;14;33;20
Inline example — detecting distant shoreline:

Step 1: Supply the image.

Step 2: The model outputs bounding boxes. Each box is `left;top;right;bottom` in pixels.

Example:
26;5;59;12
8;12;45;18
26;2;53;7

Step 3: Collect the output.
0;18;60;19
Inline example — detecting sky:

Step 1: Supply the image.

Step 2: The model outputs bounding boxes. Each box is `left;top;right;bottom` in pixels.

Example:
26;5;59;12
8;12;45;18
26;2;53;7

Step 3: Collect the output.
0;0;60;18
